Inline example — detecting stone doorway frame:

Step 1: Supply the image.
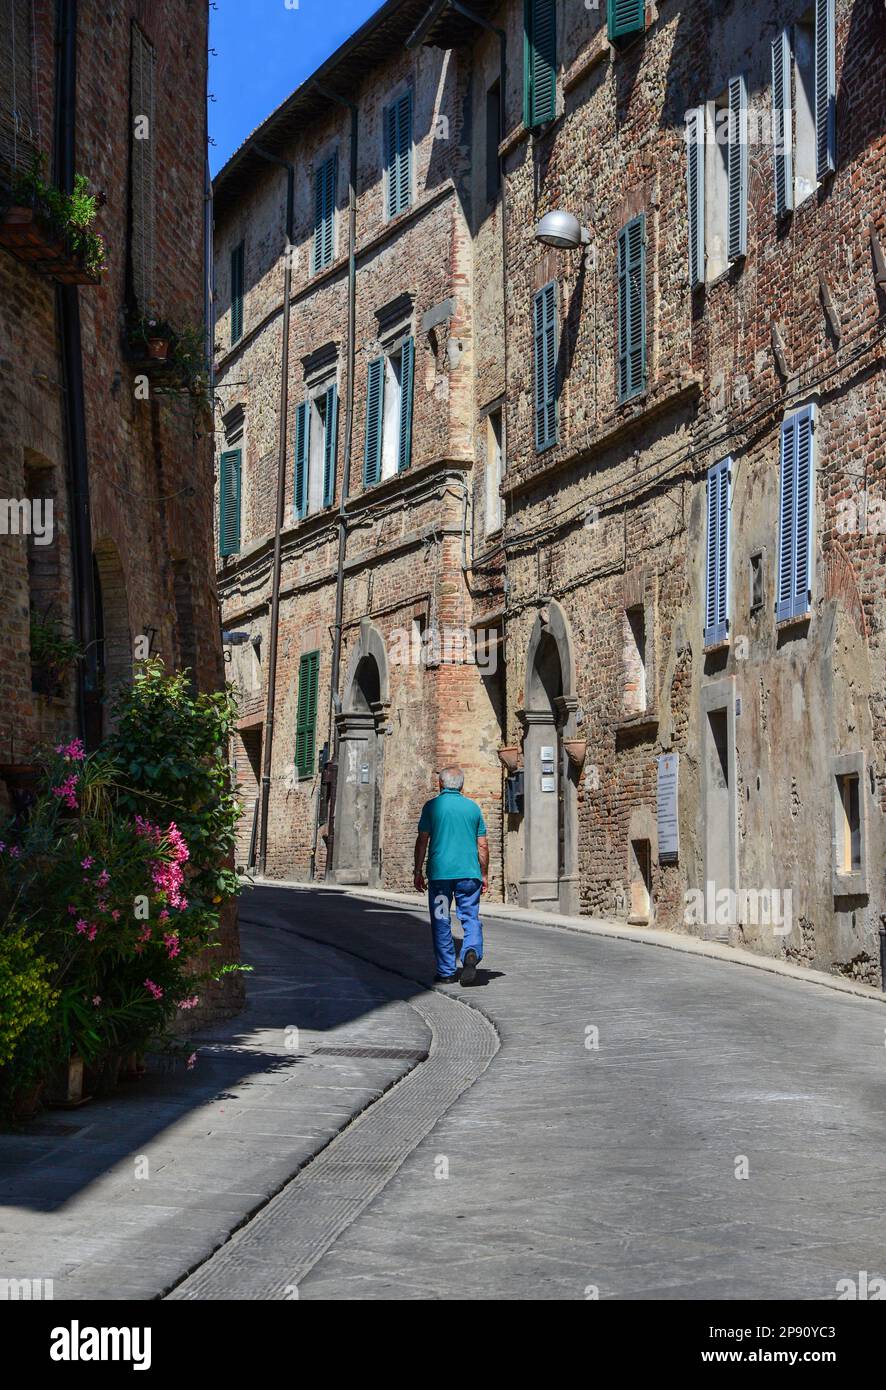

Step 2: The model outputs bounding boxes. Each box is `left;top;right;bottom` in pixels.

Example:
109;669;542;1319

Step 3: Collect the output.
329;619;391;886
517;599;580;915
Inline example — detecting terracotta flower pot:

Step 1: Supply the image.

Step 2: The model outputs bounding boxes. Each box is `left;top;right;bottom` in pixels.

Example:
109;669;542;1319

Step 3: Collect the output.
147;337;170;362
498;746;521;772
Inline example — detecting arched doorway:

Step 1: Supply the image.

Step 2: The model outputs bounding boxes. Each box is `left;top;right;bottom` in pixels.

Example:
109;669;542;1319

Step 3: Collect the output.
329;620;390;885
519;601;579;914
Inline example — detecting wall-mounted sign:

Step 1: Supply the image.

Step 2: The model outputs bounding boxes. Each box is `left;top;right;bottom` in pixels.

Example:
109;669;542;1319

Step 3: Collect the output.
540;746;555;763
541;774;556;793
360;764;370;784
657;753;679;863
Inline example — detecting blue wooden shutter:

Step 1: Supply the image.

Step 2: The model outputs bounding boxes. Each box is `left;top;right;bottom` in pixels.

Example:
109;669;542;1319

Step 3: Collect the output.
398;337;415;472
323;384;338;507
727;75;748;261
704;458;731;645
294;400;310;519
294;650;320;780
219;449;241;556
771;31;793;218
533;281;557;451
230;243;244;343
523;0;557;130
608;0;645;44
686;106;705;289
777;406;816;621
814;0;836;179
363;357;384;487
313;153;337;273
386;92;412;218
617;216;646;403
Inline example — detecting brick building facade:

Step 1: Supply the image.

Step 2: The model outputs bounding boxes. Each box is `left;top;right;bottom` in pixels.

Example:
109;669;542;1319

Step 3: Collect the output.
216;0;886;981
0;0;238;1012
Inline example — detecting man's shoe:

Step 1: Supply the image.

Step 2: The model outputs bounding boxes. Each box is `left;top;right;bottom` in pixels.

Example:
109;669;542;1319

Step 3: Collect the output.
459;949;479;986
434;973;458;984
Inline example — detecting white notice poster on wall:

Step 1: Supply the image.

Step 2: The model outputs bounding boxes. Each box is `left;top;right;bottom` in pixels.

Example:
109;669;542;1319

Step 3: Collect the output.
657;753;679;863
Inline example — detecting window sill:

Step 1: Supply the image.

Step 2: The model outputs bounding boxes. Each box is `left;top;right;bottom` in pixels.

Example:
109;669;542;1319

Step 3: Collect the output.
703;637;730;655
614;712;659;744
776;611;811;633
833;871;867;898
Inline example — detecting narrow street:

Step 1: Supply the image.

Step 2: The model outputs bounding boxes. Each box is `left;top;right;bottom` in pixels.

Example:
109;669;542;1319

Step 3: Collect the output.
209;888;886;1301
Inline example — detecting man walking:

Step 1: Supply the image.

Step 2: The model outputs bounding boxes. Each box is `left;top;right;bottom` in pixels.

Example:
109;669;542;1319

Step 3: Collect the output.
414;766;488;986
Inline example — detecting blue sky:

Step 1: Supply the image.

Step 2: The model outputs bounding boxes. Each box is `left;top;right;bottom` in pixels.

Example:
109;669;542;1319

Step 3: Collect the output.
209;0;387;175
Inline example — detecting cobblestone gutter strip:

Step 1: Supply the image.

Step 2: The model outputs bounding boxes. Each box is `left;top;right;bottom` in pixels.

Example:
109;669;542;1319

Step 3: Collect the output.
251;878;886;1009
167;961;499;1300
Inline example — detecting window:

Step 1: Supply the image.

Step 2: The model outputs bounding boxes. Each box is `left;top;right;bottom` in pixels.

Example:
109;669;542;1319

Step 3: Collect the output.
623;607;647;714
294;383;338;518
230;242;244;344
363;337;415;487
692;80;747;282
533;282;558;450
776;405;815;622
704;457;731;646
832;753;866;894
385;92;413;219
294;651;320;781
312;152;337;274
608;0;646;45
485;79;501;203
617;216;646;403
130;23;156;310
836;774;861;874
523;0;556;129
773;3;835;217
486;409;505;535
219;449;241;557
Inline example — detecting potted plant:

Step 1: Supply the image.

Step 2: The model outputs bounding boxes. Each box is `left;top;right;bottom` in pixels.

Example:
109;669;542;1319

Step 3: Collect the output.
1;156;106;283
127;310;176;362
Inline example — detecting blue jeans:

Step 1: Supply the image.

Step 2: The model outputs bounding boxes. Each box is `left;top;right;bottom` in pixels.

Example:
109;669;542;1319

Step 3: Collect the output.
428;879;483;977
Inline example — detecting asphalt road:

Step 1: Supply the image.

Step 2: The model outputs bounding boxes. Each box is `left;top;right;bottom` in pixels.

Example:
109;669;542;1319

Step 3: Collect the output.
209;885;886;1301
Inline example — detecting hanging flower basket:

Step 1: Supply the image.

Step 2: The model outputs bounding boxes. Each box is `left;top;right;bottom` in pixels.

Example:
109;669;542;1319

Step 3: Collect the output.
563;738;588;771
498;746;521;772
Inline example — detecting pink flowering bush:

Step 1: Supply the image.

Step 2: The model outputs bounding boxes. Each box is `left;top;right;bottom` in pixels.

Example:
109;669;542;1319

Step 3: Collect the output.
0;660;245;1114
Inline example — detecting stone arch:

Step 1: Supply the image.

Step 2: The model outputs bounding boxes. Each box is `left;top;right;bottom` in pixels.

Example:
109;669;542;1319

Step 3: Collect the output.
93;538;132;730
330;620;390;886
519;599;580;915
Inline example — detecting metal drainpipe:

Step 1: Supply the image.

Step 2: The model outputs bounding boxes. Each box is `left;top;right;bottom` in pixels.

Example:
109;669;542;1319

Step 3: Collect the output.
254;146;295;876
311;84;358;880
54;0;97;747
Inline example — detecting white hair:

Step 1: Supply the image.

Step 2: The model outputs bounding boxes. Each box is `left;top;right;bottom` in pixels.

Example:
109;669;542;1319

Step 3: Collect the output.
439;766;464;790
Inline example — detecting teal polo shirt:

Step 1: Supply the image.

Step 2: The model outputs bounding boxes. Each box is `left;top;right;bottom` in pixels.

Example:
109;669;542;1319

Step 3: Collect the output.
418;789;487;882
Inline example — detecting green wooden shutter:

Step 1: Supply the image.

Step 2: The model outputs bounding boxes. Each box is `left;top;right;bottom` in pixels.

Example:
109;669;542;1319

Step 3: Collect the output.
727;75;748;261
686;106;705;289
771;30;793;218
704;457;731;646
363;357;385;487
323;383;338;507
294;400;310;519
230;242;244;343
608;0;645;44
777;405;816;621
533;282;557;451
219;449;241;556
617;216;646;403
313;152;337;273
385;92;412;218
398;337;415;472
523;0;556;130
294;650;320;780
814;0;836;179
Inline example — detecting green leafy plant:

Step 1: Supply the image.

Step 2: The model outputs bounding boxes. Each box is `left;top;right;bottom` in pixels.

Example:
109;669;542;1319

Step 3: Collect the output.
11;155;106;278
30;612;83;694
0;662;247;1117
